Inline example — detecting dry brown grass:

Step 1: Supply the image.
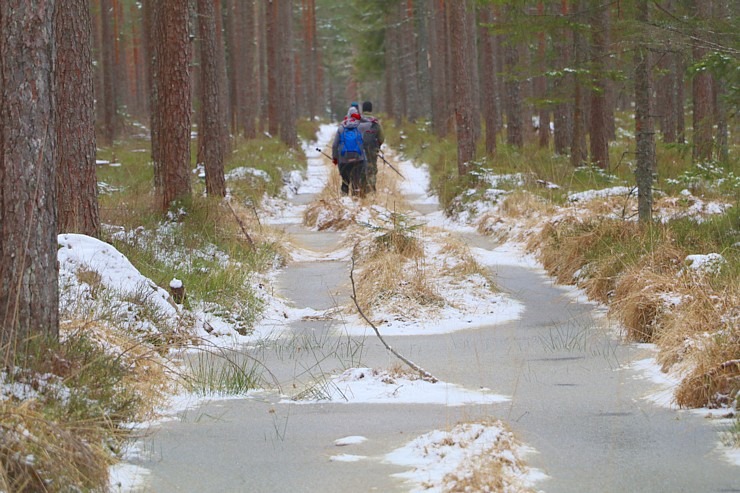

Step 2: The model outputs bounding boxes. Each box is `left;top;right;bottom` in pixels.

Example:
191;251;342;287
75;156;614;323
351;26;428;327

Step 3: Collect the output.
0;321;176;491
0;401;113;492
440;421;535;493
354;252;443;319
438;235;495;287
303;198;358;231
526;207;739;408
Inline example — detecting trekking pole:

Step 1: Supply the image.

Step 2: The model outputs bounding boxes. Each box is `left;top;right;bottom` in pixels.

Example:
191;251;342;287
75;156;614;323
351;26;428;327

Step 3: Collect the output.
378;151;405;180
315;147;334;162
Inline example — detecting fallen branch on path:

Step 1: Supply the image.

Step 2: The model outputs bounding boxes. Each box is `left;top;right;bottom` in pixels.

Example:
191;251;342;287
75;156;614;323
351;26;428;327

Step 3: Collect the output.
349;256;438;383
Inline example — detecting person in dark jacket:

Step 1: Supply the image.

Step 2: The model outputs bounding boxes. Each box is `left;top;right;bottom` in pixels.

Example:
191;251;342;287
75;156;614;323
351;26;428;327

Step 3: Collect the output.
358;101;384;193
332;107;366;196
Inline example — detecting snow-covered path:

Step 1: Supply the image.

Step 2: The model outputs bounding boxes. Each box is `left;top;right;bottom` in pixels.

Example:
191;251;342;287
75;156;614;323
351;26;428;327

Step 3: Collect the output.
133;127;738;493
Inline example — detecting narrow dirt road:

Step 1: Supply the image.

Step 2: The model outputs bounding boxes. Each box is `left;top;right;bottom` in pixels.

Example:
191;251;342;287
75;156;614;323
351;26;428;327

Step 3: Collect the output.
134;131;739;492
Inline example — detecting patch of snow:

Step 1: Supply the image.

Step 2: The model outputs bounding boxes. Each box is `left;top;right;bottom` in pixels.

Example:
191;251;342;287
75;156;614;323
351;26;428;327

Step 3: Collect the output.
225;166;271;182
287;367;509;406
568;186;632;202
683;253;726;276
334;436;368;446
329;454;366;462
108;463;150;493
385;422;545;493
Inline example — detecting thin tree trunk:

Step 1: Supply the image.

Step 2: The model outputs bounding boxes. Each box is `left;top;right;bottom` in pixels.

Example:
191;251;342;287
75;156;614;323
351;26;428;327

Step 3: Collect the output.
100;0;117;143
589;2;609;169
691;0;713;163
504;35;523;148
449;0;475;175
635;0;655;222
0;0;59;355
56;0;100;237
478;5;497;156
239;0;257;139
430;0;448;137
536;1;550;149
266;0;279;137
570;0;587;167
278;0;297;147
553;0;572;155
197;0;226;197
143;0;161;189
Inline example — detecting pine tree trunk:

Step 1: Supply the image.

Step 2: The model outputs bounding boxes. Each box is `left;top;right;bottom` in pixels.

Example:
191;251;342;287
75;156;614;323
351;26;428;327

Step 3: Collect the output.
278;0;297;147
448;0;475;175
56;0;100;237
504;37;523;148
224;0;238;135
588;2;609;169
570;0;588;167
239;0;257;139
430;0;448;137
536;1;550;149
266;0;279;137
553;0;572;155
144;0;161;190
153;0;192;212
100;0;117;143
0;0;59;354
214;0;230;152
478;5;497;155
635;0;655;223
197;0;226;197
692;0;713;163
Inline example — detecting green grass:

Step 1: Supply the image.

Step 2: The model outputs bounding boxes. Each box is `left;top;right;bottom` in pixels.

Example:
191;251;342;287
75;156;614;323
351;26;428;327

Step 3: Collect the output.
185;350;263;396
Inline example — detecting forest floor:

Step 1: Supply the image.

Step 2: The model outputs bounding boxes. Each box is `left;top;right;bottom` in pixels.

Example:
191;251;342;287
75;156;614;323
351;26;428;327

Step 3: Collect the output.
105;125;738;492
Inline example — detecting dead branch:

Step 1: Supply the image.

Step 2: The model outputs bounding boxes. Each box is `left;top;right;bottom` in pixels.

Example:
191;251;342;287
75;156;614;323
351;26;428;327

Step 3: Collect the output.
226;199;255;249
349;256;438;383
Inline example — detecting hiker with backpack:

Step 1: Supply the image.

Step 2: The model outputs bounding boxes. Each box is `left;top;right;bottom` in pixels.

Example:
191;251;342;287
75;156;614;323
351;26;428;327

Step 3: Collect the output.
332;106;366;196
358;101;384;193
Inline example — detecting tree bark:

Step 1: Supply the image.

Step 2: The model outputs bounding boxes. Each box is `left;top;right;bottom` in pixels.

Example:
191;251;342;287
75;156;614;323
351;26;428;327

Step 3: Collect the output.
100;0;117;144
570;0;588;167
635;0;655;222
266;0;280;137
504;35;523;148
197;0;226;198
478;5;497;156
278;0;297;147
448;0;475;175
0;0;59;355
691;0;713;163
553;0;572;155
588;2;609;169
536;1;550;149
153;0;192;212
55;0;100;237
430;0;449;137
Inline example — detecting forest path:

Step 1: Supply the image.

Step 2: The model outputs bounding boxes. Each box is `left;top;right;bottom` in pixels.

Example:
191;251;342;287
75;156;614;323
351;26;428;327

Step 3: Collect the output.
135;130;738;493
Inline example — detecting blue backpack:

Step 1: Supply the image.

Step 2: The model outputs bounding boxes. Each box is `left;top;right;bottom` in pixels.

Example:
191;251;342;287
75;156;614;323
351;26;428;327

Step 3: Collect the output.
340;126;364;163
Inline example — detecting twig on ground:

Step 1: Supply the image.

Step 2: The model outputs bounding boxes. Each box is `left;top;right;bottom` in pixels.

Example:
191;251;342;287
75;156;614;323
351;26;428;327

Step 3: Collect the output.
349;256;438;383
226;200;255;249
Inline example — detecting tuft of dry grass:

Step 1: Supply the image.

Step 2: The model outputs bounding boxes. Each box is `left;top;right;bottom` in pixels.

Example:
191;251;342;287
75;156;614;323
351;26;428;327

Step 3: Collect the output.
354;251;443;319
440;420;535;493
303;198;357;231
0;401;113;493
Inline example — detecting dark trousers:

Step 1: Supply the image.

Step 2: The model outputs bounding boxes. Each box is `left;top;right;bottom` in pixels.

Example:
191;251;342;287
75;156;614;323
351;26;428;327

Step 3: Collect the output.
339;160;367;196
